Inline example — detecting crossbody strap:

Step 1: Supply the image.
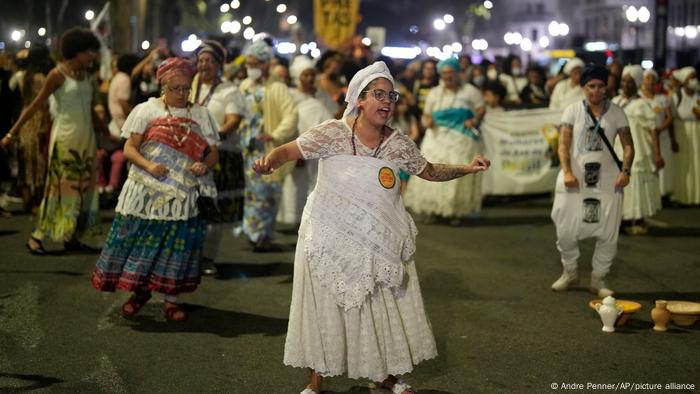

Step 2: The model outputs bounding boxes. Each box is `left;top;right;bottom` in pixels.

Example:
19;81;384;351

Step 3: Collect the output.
584;101;623;171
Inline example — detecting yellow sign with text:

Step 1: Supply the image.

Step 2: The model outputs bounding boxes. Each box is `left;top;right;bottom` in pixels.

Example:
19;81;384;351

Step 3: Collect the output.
314;0;361;49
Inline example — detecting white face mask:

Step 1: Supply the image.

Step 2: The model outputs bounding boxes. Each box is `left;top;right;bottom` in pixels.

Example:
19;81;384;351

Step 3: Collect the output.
688;78;699;91
512;68;521;77
487;69;498;80
247;67;262;81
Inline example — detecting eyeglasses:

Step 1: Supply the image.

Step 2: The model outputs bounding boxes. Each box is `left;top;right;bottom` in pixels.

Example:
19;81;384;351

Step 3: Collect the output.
363;89;400;103
166;85;192;94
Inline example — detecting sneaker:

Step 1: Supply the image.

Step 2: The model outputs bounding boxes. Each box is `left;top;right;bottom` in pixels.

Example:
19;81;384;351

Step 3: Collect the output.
590;272;614;297
551;268;579;291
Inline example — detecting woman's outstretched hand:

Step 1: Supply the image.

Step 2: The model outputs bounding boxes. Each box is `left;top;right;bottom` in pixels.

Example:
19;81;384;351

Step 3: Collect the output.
253;155;274;174
469;154;491;173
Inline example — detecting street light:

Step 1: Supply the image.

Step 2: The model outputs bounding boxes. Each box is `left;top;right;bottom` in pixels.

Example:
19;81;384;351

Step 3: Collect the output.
38;27;46;37
539;36;550;48
243;27;255;40
433;19;446;31
625;6;638;22
220;4;230;13
85;10;95;21
638;6;650;23
548;21;569;37
231;21;241;34
276;4;287;13
483;0;493;10
141;40;150;50
10;30;22;42
472;38;488;51
242;16;252;25
286;15;297;25
230;0;240;9
443;14;454;24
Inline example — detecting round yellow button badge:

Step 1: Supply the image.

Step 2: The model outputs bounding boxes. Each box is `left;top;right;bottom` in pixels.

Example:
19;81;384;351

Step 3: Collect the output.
378;167;396;189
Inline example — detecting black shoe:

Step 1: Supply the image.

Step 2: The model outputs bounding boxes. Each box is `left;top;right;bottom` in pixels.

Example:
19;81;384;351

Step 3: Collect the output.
26;237;47;255
200;258;217;276
64;240;100;253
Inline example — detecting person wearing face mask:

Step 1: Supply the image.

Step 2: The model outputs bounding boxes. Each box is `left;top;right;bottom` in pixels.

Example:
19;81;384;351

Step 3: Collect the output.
499;55;527;105
549;57;585;110
670;66;700;205
252;60;489;394
612;65;662;235
236;39;298;251
469;65;486;89
2;27;102;254
550;64;634;298
404;57;486;223
275;55;334;226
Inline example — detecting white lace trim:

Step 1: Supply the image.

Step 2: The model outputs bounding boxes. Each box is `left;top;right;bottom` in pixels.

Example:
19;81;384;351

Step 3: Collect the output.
302;156;417;310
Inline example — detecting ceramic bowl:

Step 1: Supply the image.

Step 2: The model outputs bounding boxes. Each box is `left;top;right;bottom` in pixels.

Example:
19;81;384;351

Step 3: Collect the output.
666;301;700;327
588;299;642;326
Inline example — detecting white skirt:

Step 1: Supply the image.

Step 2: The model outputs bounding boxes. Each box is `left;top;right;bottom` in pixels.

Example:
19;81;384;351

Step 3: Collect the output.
283;223;437;382
404;127;482;217
671;119;700;205
622;170;661;220
657;131;674;196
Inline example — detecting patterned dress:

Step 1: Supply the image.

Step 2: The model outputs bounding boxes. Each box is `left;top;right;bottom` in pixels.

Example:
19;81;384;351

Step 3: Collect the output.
31;71;100;243
92;98;219;294
239;83;282;243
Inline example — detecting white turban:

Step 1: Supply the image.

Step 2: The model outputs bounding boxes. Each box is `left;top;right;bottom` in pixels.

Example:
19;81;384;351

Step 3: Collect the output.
342;61;395;118
622;65;644;88
289;55;316;84
672;66;696;83
563;57;584;76
643;69;658;81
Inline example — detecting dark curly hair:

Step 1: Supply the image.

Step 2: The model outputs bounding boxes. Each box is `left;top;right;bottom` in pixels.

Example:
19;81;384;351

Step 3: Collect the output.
60;27;100;60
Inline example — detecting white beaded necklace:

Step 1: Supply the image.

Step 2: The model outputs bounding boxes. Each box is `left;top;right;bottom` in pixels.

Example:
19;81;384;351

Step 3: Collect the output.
163;98;193;147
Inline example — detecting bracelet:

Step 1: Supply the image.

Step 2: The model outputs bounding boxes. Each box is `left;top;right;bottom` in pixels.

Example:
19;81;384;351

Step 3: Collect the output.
622;168;631;176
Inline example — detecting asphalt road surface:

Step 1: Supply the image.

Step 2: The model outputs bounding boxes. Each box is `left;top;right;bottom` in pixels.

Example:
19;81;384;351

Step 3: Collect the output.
1;198;698;393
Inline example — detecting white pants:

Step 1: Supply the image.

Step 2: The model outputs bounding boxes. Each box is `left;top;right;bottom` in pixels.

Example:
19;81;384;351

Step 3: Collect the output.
551;189;623;275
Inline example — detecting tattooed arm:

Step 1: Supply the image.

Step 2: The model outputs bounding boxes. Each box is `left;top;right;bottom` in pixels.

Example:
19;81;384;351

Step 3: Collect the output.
418;155;490;182
558;123;579;188
615;126;635;188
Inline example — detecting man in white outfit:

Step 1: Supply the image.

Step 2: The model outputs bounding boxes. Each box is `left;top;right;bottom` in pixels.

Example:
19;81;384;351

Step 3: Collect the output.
550;64;635;297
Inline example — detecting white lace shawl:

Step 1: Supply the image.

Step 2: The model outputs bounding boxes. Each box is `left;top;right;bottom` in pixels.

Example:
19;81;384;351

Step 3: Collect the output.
302;155;418;310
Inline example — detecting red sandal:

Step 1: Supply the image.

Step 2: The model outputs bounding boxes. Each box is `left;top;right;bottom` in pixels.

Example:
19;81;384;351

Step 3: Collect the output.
164;303;187;322
121;291;152;317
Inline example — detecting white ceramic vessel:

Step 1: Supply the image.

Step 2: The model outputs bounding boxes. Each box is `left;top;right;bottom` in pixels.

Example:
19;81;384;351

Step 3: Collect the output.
595;296;623;332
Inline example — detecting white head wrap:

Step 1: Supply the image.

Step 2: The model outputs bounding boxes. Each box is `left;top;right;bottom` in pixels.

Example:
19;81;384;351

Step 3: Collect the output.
563;57;584;75
342;61;395;118
622;65;644;88
243;39;274;63
289;55;316;84
672;66;696;83
643;68;658;81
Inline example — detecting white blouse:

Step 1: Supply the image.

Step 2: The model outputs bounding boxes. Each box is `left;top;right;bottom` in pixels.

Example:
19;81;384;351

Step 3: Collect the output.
297;118;428;175
116;97;220;221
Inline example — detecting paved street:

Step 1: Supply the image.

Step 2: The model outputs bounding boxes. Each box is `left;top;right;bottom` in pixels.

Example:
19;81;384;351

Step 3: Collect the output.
1;198;699;393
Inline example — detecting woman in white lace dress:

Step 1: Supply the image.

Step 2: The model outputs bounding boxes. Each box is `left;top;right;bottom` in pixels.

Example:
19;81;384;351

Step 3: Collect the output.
253;61;490;394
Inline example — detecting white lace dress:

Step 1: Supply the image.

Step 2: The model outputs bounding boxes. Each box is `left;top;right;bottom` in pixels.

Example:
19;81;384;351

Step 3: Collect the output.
283;118;438;381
